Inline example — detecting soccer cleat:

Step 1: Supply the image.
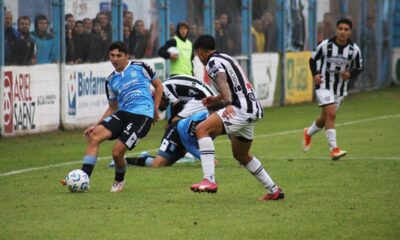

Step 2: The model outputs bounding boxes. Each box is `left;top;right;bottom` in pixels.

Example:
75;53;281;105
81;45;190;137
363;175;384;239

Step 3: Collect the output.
330;147;347;160
190;179;218;193
110;180;125;192
303;128;312;152
260;187;285;201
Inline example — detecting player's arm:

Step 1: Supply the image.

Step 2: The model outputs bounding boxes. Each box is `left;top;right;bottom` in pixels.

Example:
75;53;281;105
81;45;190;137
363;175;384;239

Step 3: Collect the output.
84;101;118;138
158;39;177;59
309;42;325;84
151;77;164;123
203;72;232;110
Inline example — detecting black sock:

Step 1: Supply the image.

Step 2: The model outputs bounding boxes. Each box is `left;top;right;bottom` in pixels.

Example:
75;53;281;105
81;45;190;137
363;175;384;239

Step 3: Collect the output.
115;170;126;182
82;164;94;177
126;156;154;166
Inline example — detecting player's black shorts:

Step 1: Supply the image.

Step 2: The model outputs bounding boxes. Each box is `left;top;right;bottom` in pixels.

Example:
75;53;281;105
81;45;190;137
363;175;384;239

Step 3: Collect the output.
100;110;152;150
157;124;186;164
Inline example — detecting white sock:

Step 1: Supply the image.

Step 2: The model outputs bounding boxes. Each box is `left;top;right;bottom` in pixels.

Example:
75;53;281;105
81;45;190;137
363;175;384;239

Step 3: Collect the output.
246;156;278;194
307;121;322;136
325;128;337;151
198;137;215;183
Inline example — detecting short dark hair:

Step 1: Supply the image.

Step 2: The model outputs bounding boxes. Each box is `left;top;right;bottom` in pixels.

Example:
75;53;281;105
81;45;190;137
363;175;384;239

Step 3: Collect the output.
108;41;129;54
193;34;216;50
336;18;352;29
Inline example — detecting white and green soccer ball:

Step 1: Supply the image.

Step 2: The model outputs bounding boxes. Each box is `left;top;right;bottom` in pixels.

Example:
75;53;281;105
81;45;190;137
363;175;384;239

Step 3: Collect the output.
65;169;90;192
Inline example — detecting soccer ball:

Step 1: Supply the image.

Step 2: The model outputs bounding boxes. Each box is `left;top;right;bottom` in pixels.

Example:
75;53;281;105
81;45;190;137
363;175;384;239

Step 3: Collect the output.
167;47;180;56
65;169;90;192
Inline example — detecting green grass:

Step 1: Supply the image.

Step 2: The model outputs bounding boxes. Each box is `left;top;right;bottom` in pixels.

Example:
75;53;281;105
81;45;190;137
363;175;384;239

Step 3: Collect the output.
1;87;399;240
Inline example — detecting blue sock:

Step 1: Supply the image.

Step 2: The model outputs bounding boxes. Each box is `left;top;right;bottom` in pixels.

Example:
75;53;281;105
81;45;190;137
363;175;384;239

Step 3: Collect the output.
145;157;155;167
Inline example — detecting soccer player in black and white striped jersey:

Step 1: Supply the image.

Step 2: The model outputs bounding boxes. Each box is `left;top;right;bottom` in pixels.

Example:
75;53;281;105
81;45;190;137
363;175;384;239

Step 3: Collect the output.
189;35;284;200
303;18;363;160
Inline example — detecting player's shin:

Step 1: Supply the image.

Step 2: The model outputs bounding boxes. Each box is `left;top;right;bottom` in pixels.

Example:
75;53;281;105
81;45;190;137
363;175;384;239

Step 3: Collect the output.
245;156;278;194
198;137;216;183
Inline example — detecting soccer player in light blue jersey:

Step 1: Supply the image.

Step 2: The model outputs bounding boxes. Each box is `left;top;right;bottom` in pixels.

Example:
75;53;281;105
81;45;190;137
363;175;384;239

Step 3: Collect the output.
76;41;163;192
125;111;212;167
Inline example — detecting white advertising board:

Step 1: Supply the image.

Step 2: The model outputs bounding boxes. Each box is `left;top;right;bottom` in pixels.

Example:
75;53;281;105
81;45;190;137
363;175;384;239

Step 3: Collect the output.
251;53;279;107
2;64;60;136
62;59;166;129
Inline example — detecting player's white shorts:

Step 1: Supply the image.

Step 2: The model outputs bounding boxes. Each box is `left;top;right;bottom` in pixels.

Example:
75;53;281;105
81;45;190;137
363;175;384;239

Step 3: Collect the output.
177;100;207;118
215;106;258;141
315;89;345;110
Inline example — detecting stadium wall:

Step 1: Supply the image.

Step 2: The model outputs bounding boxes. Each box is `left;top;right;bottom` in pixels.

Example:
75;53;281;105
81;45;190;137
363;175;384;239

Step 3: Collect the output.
1;54;291;137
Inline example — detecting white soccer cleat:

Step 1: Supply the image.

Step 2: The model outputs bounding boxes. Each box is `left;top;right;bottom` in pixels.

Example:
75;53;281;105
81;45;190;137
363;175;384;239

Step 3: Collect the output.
110;180;125;192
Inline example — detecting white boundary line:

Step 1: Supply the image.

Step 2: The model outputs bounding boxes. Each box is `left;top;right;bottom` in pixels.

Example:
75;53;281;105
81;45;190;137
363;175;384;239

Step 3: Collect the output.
1;113;399;177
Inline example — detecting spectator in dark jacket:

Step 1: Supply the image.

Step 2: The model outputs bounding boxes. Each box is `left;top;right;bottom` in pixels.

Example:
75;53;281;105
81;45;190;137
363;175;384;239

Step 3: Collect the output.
4;10;18;65
86;19;109;62
14;16;36;65
131;20;150;59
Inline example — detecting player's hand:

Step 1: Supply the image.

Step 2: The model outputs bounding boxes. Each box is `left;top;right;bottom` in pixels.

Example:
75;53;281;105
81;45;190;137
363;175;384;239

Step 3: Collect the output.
170;53;179;61
313;74;323;85
84;125;96;139
222;105;235;119
153;110;159;124
202;96;219;107
341;70;351;80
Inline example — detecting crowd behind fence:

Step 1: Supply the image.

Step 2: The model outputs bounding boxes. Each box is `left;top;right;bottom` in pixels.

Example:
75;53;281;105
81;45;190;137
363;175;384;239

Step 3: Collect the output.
1;0;396;90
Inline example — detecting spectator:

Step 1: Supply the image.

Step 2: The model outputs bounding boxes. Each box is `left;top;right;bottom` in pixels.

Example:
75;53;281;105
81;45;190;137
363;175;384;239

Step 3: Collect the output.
96;12;112;41
251;19;265;53
123;24;131;49
158;21;194;76
65;13;75;64
14;16;36;65
188;22;198;41
131;20;150;59
82;18;93;34
72;20;90;63
123;10;134;31
31;14;56;64
219;13;236;54
317;12;335;42
86;19;109;63
4;10;18;65
214;19;228;53
261;11;278;52
169;22;175;38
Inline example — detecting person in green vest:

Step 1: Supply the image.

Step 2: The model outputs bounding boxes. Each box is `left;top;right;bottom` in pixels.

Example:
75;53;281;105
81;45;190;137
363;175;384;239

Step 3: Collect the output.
158;21;194;76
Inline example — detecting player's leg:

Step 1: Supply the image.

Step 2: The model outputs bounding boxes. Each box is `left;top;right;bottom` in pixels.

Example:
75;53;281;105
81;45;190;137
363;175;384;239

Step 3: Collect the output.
110;140;128;192
191;113;224;193
231;130;284;201
82;123;114;177
304;89;331;152
324;97;346;160
111;113;153;191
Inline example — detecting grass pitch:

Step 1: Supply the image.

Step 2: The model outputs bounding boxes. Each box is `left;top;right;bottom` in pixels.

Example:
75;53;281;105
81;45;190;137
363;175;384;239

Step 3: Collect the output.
0;87;399;240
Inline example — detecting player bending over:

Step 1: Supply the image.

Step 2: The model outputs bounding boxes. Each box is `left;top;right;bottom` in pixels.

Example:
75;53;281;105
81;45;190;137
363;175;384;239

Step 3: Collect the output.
190;35;284;201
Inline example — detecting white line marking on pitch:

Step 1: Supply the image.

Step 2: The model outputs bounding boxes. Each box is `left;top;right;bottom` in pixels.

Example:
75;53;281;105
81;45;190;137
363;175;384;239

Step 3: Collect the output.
1;113;399;177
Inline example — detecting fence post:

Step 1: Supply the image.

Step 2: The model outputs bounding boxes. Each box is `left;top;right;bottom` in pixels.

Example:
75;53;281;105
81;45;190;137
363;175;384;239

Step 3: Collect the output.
111;0;123;42
203;0;215;35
